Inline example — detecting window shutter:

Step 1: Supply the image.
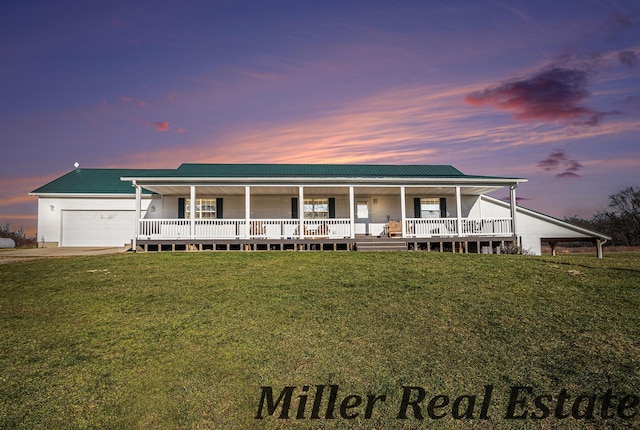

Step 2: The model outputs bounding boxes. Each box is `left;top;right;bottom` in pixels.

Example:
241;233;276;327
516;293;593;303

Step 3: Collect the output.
291;197;298;219
178;198;185;219
216;198;223;219
440;197;447;218
328;198;335;218
414;198;421;218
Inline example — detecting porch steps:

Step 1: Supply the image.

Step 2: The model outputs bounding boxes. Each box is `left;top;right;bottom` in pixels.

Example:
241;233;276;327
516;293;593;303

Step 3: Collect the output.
355;238;408;252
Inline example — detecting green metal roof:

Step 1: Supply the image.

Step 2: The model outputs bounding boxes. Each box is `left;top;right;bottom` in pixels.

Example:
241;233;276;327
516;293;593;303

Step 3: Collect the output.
31;164;523;195
174;164;467;177
30;168;175;195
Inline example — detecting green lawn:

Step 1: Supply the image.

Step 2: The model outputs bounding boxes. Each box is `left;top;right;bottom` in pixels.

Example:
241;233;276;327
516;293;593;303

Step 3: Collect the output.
1;252;639;429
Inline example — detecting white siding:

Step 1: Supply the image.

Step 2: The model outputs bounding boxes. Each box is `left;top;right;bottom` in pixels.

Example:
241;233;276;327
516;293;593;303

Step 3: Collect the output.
462;195;482;218
251;195;298;218
144;195;164;219
480;195;596;255
36;196;151;247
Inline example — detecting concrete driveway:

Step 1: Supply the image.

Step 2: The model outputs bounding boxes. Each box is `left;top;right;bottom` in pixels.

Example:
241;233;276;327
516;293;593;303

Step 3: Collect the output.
0;247;125;263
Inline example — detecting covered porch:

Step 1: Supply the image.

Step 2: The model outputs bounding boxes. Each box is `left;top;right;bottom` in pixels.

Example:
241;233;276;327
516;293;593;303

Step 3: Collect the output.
127;179;521;250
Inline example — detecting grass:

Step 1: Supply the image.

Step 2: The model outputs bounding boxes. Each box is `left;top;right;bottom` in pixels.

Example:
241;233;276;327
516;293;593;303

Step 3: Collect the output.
1;252;639;429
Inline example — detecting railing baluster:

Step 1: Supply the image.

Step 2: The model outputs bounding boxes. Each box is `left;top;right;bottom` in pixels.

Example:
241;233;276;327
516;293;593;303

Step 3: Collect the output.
402;217;513;238
137;217;522;240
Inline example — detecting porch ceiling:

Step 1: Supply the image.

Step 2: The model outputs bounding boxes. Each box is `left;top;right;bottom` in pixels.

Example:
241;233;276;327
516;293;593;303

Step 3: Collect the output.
141;184;506;196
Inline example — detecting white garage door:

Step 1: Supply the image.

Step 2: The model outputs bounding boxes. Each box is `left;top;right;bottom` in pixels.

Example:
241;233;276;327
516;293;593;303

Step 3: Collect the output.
61;210;135;247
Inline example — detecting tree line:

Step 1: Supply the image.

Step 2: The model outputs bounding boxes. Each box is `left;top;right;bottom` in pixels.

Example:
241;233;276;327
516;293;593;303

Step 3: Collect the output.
0;224;37;248
565;186;640;247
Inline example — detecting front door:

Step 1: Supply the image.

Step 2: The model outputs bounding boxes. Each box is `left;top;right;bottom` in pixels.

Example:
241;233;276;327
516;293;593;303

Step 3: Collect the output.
355;199;370;235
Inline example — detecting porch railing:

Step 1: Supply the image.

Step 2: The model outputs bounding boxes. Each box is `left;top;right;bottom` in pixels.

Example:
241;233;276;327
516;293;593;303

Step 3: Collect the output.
140;219;247;239
249;219;299;238
140;219;190;239
303;219;351;238
139;218;353;239
461;218;512;236
196;219;247;238
406;218;458;237
405;217;512;238
139;217;512;240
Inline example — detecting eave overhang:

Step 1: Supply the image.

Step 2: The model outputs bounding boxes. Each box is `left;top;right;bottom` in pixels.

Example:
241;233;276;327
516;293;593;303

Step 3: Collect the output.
28;192;153;198
120;176;527;196
121;176;526;187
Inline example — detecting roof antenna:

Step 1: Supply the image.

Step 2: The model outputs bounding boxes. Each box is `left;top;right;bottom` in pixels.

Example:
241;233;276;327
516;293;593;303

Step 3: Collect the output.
74;162;79;168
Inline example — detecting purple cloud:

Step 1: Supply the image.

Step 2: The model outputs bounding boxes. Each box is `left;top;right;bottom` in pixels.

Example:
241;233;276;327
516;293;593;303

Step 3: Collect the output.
537;149;584;179
465;67;605;126
619;50;638;68
466;9;637;126
600;10;635;42
556;172;581;179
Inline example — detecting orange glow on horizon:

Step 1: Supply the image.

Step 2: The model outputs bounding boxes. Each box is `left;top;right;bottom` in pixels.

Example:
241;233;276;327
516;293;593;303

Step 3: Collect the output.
115;83;640;171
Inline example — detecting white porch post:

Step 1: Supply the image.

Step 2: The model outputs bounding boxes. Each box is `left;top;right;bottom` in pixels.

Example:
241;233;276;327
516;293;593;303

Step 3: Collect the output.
349;186;355;239
597;239;604;259
299;186;305;239
190;185;196;239
133;182;141;251
456;186;462;236
245;186;251;239
400;186;406;237
510;185;518;237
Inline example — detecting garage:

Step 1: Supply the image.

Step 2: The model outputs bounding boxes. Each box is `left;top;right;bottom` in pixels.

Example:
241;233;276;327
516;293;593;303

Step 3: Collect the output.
61;210;135;247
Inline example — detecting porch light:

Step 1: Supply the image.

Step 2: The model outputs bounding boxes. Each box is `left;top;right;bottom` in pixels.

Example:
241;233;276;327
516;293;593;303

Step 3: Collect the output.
50;205;55;211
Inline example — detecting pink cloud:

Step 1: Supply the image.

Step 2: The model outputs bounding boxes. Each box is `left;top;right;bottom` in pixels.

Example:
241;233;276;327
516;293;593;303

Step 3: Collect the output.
122;96;148;107
0;194;37;208
153;121;170;132
122;85;485;166
112;81;638;171
176;127;186;133
3;173;69;195
106;81;638;175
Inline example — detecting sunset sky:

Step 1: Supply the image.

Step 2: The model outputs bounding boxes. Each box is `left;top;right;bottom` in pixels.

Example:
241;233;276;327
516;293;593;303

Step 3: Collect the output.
2;0;639;237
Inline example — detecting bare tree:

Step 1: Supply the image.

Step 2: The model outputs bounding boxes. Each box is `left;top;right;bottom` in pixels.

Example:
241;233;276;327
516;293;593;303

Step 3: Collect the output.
598;186;640;246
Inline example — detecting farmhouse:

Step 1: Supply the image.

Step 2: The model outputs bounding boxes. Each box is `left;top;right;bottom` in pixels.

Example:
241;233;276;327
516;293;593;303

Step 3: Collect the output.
30;164;609;256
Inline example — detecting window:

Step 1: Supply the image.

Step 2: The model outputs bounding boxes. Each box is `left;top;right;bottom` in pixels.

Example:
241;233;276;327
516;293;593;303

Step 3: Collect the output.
186;198;217;219
420;198;440;218
356;201;369;219
304;198;329;219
